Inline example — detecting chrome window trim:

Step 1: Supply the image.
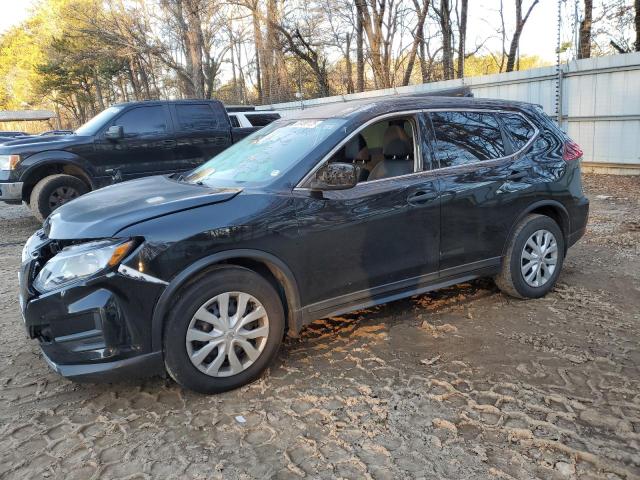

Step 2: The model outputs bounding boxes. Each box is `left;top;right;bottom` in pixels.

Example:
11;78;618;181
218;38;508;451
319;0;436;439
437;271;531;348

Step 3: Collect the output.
293;107;539;191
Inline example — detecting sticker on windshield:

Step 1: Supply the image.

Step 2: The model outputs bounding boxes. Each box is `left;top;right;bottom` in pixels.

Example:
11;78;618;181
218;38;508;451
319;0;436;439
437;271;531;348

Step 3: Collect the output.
292;120;323;128
270;170;280;177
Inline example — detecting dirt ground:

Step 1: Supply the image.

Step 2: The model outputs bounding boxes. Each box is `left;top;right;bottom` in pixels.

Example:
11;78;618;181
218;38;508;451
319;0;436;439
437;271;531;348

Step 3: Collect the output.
0;174;639;480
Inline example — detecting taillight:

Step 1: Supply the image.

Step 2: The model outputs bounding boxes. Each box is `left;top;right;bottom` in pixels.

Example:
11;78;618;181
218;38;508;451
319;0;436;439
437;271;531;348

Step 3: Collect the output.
563;140;583;161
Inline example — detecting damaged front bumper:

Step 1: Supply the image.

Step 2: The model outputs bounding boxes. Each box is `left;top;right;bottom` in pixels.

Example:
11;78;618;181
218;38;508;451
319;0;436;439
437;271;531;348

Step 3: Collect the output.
19;232;167;382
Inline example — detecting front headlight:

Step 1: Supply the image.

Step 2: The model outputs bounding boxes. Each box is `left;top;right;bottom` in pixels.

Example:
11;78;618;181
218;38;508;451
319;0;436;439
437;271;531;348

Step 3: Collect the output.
33;239;134;293
0;154;20;170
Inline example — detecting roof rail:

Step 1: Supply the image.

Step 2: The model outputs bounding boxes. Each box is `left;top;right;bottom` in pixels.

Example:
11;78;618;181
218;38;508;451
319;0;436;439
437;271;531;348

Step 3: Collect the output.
406;86;473;98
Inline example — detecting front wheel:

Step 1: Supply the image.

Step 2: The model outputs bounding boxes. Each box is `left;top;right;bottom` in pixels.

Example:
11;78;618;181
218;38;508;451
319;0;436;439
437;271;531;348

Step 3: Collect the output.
29;174;89;221
495;214;565;299
163;266;285;394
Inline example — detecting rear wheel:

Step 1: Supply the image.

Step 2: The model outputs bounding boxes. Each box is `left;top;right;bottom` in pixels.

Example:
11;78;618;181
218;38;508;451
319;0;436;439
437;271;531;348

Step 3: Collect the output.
29;174;89;221
495;214;565;299
163;266;285;394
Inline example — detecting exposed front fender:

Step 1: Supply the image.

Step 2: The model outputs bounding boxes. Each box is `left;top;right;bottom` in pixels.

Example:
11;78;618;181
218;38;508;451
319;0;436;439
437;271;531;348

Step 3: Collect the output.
18;151;98;188
150;249;303;353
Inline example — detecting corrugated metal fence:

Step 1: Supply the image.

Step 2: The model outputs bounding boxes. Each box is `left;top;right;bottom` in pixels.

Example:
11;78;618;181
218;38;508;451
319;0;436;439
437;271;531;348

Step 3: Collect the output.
257;52;640;174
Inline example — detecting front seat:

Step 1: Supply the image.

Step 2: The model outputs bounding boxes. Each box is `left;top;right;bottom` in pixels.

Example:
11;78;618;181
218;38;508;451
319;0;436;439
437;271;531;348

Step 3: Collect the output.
344;134;370;181
367;125;413;181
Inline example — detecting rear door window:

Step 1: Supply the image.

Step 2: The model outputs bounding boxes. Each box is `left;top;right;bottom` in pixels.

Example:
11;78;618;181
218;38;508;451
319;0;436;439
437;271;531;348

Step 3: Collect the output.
228;114;240;128
246;113;281;127
430;111;506;168
500;113;536;150
175;104;219;132
115;106;167;136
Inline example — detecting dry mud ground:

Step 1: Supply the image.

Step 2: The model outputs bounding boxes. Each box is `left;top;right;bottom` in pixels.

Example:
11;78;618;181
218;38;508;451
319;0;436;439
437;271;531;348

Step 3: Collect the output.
0;174;639;480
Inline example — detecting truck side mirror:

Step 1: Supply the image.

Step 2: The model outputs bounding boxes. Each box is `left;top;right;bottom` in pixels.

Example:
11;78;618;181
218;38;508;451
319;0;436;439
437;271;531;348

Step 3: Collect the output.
105;125;124;141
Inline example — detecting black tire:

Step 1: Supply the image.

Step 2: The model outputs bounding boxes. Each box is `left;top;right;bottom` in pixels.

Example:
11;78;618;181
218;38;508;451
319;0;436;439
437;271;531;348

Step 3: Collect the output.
495;214;565;299
29;174;89;221
163;266;285;394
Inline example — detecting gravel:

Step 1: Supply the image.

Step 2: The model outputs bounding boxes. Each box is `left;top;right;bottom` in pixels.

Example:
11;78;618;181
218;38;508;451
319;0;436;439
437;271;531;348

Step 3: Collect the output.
0;174;639;479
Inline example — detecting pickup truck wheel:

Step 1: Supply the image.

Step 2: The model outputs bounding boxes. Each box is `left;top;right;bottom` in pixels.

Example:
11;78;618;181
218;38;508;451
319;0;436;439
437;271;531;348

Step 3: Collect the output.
163;266;285;394
29;174;89;221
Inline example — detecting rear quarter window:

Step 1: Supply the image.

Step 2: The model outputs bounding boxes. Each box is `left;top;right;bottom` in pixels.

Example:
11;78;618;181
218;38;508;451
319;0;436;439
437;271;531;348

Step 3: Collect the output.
228;114;241;128
175;104;223;132
430;111;506;168
500;113;536;150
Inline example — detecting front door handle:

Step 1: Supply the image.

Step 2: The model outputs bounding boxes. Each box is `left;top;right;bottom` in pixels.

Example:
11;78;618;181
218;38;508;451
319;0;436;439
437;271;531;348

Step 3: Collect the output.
407;190;438;205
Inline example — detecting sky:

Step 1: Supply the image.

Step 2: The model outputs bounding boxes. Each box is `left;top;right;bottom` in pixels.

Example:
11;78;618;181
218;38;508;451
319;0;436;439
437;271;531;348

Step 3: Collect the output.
0;0;561;62
0;0;37;35
469;0;560;63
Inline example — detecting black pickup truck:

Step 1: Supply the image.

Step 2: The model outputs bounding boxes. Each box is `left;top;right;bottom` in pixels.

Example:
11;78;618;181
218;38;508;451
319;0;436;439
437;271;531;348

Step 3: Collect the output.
0;100;261;220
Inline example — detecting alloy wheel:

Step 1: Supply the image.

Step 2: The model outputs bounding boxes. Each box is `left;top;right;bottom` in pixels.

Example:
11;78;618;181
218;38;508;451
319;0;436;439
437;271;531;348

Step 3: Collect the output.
48;186;79;209
185;292;270;377
520;229;558;287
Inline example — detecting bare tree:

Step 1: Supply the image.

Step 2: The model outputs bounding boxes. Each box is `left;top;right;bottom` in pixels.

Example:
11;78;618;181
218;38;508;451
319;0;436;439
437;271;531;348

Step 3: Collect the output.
356;6;365;91
402;0;430;86
433;0;454;80
506;0;540;72
635;0;640;52
355;0;399;89
578;0;593;59
457;0;468;78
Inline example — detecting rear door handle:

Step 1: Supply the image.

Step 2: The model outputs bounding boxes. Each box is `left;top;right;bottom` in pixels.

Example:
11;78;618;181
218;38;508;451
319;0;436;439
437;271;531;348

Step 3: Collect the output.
407;190;438;205
506;169;528;181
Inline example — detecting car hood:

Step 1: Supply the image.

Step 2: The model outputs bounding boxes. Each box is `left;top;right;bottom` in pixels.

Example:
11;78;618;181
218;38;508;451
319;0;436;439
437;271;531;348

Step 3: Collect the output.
0;134;87;153
45;175;242;239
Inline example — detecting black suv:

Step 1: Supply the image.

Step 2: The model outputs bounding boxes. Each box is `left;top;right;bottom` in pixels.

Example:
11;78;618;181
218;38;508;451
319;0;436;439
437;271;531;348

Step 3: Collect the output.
19;95;589;393
0;100;258;220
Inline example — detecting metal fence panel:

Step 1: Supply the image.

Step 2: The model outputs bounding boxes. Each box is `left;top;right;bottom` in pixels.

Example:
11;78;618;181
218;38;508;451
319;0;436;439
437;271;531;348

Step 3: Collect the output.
259;52;640;173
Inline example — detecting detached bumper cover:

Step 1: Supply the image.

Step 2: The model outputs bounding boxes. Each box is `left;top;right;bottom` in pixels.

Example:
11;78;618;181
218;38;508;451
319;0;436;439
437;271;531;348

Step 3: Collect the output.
0;181;23;201
42;350;164;382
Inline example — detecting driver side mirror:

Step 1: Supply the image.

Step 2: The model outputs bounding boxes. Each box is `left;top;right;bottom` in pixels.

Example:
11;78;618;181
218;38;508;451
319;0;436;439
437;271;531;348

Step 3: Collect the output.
310;162;358;191
105;125;124;141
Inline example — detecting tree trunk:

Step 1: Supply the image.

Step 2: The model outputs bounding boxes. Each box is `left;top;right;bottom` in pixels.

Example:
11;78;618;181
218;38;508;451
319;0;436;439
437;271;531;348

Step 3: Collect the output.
137;57;152;99
126;60;141;100
184;0;205;98
403;0;430;86
356;0;392;89
229;28;239;102
578;0;593;59
437;0;454;80
418;23;429;82
635;0;640;51
356;6;364;92
93;69;105;110
251;6;264;103
345;33;354;94
457;0;468;78
506;0;539;72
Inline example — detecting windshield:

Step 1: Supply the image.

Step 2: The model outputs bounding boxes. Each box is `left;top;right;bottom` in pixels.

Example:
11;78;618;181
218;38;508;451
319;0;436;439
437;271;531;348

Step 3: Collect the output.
184;118;346;187
75;106;124;136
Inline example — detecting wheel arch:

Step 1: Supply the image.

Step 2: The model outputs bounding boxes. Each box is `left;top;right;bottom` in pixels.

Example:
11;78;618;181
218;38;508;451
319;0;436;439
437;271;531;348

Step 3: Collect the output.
151;249;303;353
19;154;96;201
503;200;570;256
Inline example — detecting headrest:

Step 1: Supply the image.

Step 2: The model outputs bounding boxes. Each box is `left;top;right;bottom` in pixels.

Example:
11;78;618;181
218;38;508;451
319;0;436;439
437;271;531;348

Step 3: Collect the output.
383;125;411;158
344;134;369;161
